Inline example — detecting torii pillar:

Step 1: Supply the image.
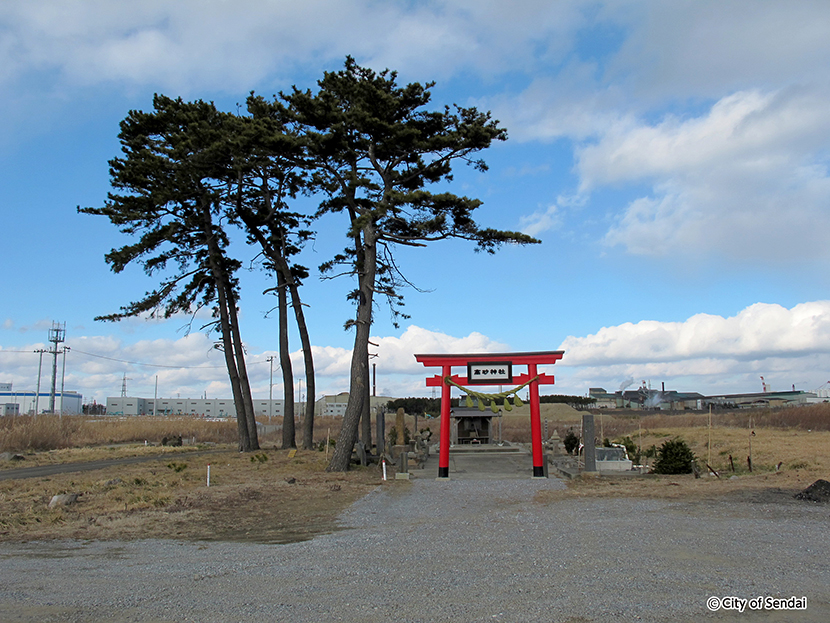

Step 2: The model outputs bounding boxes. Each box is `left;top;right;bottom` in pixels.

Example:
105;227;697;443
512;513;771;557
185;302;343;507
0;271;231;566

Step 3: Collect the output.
415;351;564;479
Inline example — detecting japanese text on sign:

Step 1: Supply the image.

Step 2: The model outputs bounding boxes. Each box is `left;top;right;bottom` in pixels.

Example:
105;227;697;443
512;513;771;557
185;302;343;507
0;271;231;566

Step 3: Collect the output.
467;362;513;385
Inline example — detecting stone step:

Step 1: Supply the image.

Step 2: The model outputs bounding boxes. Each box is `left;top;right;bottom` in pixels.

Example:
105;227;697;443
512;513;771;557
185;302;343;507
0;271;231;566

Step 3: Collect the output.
448;444;524;454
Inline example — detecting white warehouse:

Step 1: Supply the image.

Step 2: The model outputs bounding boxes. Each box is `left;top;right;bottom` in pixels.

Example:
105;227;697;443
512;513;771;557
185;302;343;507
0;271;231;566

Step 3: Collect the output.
0;382;83;415
106;393;395;418
106;396;297;418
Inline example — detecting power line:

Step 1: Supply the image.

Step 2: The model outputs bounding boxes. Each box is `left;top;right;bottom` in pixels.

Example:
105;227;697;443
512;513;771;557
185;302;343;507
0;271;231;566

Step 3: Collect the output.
1;346;269;370
68;347;269;369
69;348;225;369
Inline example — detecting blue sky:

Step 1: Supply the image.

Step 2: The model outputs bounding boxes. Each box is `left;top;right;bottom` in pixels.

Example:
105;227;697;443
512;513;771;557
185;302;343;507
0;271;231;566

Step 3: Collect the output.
3;0;830;404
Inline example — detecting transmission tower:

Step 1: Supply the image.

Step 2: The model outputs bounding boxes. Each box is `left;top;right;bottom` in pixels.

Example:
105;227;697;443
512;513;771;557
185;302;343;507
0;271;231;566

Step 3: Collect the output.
48;321;66;413
121;373;131;398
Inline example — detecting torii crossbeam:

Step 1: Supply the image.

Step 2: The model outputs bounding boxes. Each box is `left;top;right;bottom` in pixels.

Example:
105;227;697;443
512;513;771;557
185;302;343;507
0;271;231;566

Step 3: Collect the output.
414;351;564;478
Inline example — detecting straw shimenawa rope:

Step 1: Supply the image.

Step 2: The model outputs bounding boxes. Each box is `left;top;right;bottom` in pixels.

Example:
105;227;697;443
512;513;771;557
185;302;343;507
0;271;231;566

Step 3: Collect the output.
444;375;540;413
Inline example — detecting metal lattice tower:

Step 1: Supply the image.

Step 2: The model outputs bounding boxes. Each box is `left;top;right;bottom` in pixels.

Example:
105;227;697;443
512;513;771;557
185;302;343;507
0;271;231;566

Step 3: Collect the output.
48;321;66;413
121;373;131;398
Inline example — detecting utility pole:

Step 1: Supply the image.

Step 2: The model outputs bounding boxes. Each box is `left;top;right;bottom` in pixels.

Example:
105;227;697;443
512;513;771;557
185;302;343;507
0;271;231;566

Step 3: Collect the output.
34;349;46;417
59;346;69;418
48;321;65;414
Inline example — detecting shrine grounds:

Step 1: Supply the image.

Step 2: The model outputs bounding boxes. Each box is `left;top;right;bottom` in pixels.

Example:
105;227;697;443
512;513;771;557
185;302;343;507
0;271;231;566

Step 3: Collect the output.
1;406;829;621
1;471;829;623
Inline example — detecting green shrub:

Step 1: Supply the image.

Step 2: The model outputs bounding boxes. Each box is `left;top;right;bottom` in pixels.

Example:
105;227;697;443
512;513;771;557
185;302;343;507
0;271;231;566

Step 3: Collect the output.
616;435;639;462
563;429;579;455
652;438;695;474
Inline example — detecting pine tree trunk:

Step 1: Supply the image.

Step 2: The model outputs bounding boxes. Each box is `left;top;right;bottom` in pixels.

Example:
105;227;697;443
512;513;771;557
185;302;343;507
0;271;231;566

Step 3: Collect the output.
361;361;371;449
278;270;296;448
200;201;254;452
217;294;251;452
327;223;376;471
227;284;259;450
285;275;316;450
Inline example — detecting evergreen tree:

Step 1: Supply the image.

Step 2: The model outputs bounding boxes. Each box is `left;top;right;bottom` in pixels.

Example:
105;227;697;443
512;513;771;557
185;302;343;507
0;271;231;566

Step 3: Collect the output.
79;95;260;451
652;438;696;474
224;101;317;449
282;57;540;471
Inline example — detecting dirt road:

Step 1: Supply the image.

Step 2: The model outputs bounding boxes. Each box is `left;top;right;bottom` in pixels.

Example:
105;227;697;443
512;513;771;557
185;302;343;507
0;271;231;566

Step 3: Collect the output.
0;448;234;481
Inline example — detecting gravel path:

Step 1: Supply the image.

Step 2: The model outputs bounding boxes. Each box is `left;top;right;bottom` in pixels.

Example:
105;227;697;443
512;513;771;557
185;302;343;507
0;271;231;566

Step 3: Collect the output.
1;478;829;622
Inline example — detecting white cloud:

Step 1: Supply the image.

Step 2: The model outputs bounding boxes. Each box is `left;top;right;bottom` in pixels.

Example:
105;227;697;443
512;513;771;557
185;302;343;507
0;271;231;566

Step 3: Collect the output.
6;306;830;402
373;325;508;372
15;319;54;334
603;1;830;102
591;87;830;260
519;204;561;238
577;89;830;189
507;81;830;257
472;3;830;262
295;326;509;397
492;71;631;144
556;301;830;394
561;301;830;365
0;0;588;94
0;325;509;403
1;1;346;92
507;84;830;256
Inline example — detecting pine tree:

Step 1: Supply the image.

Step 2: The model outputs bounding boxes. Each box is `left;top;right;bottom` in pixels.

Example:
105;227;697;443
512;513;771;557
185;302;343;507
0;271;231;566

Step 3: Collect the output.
282;58;540;471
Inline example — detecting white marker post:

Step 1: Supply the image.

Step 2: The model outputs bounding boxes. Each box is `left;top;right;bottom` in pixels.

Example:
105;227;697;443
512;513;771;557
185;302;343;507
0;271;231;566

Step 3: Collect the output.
207;464;211;487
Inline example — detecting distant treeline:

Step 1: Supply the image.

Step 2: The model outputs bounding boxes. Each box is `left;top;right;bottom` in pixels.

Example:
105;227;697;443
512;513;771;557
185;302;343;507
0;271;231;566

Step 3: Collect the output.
387;397;455;416
539;394;596;407
388;393;595;415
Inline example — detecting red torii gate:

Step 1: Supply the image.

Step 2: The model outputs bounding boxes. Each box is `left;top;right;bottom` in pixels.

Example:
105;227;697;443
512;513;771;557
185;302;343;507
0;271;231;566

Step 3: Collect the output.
415;351;564;478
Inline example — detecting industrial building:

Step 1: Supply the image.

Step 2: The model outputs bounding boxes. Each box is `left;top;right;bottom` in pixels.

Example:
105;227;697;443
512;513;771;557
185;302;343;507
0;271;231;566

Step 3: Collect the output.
588;385;819;410
314;392;394;417
104;392;396;418
0;382;83;415
705;390;819;409
105;396;295;417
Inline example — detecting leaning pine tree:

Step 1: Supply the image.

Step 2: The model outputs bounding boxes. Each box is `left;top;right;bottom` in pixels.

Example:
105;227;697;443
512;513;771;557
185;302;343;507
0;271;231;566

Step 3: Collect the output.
282;57;540;471
79;95;260;451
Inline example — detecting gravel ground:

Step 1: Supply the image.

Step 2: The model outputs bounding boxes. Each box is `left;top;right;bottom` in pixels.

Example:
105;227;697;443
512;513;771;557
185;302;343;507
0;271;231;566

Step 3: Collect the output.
1;477;829;623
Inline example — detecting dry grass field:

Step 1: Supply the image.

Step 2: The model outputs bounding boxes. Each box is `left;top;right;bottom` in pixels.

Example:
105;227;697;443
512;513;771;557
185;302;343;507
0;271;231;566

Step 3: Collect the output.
0;414;356;457
0;415;240;454
0;446;380;543
0;414;377;542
